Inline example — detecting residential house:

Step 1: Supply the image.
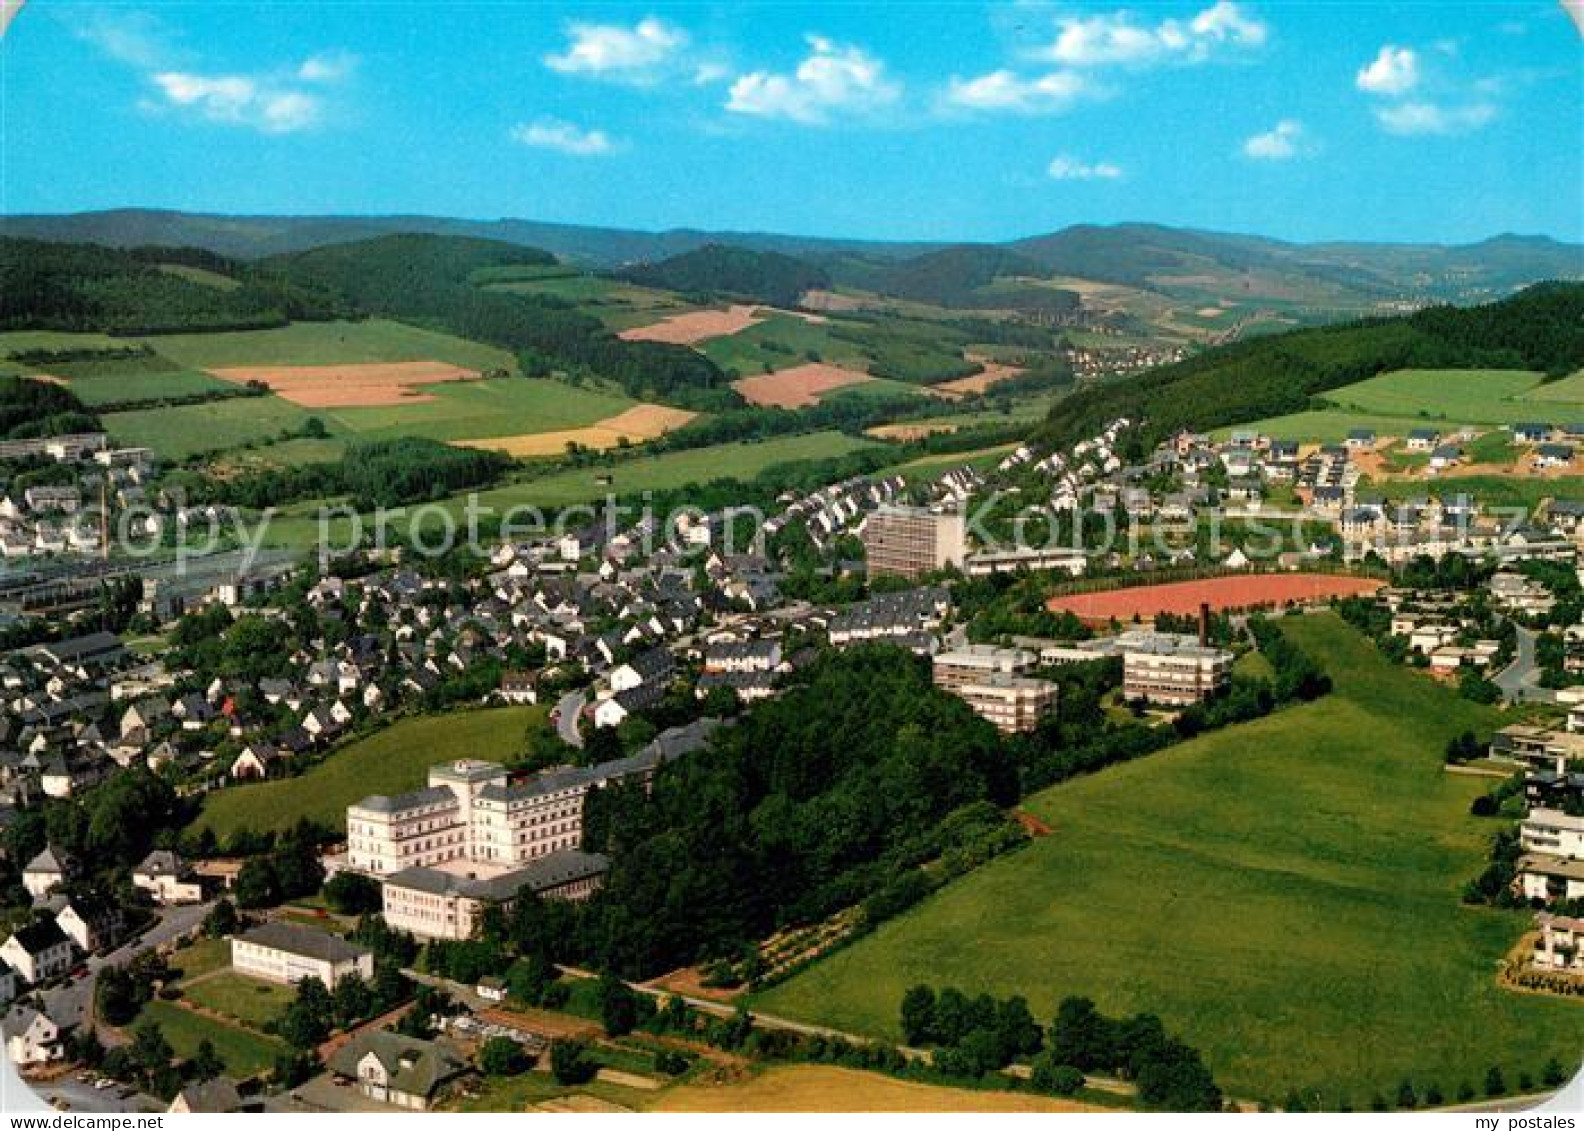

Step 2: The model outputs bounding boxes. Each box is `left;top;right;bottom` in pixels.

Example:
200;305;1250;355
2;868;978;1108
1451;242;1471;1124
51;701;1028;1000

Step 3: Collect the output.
3;1006;64;1066
54;896;125;953
21;846;73;900
169;1078;245;1114
0;921;76;984
327;1029;471;1111
133;850;204;905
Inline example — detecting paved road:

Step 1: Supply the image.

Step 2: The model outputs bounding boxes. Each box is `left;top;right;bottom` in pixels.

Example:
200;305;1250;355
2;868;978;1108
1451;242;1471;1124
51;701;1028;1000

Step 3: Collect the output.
555;690;586;749
1495;625;1558;705
26;1073;158;1114
28;901;212;1036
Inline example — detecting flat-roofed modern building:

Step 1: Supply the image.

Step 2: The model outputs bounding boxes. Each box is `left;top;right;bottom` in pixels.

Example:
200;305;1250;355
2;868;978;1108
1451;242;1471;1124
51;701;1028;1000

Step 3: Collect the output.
863;506;966;581
954;674;1059;734
1120;632;1234;706
231;922;373;988
932;645;1038;691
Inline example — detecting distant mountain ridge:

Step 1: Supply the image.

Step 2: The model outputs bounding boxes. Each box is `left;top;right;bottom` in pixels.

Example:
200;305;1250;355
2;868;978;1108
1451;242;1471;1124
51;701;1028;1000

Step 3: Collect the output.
1;209;1580;309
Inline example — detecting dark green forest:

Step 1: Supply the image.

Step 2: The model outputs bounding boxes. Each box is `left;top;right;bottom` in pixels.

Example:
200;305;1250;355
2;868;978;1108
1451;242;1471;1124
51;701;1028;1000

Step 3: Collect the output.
0;237;350;334
620;243;831;308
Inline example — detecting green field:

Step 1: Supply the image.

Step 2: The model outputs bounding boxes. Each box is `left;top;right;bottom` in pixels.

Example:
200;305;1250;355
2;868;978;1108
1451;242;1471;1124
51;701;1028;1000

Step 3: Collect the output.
183;972;296;1029
1371;475;1584;512
134;1000;284;1079
321;377;638;443
143;319;520;374
257;430;880;549
701;314;871;376
1229;368;1584;443
754;616;1583;1106
60;368;236;407
193;706;545;840
102;395;326;460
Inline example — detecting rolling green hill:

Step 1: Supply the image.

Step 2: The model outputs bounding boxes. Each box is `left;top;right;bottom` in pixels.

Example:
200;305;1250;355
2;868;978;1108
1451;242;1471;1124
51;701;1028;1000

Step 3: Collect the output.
755;615;1583;1107
620;243;831;307
1036;281;1584;446
0;237;349;334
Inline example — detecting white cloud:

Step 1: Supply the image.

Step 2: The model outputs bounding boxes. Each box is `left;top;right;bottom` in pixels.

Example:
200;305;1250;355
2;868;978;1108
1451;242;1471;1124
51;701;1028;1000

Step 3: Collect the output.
727;36;900;125
1242;118;1306;159
1045;1;1267;68
1048;154;1123;180
545;17;687;81
510;118;620;157
1374;100;1495;136
70;9;168;68
151;71;323;133
298;51;359;83
1356;45;1419;95
944;69;1096;114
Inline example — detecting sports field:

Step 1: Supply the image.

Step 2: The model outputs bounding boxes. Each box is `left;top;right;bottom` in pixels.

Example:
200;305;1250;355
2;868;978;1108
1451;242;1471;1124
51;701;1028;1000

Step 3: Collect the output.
192;706;545;840
754;616;1583;1106
1048;573;1385;622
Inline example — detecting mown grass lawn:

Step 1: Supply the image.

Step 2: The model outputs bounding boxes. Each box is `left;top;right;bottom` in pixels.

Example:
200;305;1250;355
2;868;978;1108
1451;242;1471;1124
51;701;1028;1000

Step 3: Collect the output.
134;1000;284;1079
753;615;1583;1106
182;972;296;1030
192;706;545;841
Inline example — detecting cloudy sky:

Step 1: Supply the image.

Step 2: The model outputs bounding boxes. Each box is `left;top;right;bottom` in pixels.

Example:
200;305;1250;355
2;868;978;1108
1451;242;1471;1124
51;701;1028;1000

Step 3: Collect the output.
2;1;1579;243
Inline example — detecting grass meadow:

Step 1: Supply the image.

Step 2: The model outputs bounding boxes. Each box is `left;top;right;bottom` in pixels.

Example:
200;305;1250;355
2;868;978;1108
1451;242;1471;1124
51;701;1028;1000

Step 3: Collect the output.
753;615;1583;1106
193;706;545;840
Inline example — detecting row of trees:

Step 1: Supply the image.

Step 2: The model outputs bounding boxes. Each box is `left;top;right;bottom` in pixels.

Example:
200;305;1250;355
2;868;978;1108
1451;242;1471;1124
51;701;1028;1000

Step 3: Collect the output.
900;988;1223;1110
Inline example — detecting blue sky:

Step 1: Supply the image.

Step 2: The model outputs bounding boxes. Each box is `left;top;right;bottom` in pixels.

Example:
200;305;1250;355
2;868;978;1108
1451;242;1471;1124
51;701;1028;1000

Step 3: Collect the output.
1;1;1579;244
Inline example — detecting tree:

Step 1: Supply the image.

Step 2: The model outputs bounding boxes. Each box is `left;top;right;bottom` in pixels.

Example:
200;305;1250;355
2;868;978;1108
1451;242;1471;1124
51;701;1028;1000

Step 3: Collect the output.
1049;996;1115;1072
900;985;937;1046
1395;1080;1418;1109
478;1036;531;1076
598;973;642;1037
203;899;239;938
1542;1058;1567;1089
188;1039;225;1082
549;1039;596;1086
278;978;334;1049
332;973;374;1028
1031;1055;1085;1097
95;966;146;1027
234;859;279;909
1485;1065;1507;1097
131;1023;174;1078
324;872;382;915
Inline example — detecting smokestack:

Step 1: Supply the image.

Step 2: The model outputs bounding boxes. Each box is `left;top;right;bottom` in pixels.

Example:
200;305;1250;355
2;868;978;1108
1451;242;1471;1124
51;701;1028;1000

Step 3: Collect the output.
1199;602;1210;647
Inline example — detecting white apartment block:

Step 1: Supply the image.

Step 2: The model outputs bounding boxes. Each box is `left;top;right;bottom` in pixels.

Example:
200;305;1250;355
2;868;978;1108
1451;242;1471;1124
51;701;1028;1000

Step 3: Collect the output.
345;720;721;877
231;922;373;988
863;506;966;581
1121;632;1234;706
1521;809;1584;860
932;645;1039;691
954;674;1059;735
381;850;607;941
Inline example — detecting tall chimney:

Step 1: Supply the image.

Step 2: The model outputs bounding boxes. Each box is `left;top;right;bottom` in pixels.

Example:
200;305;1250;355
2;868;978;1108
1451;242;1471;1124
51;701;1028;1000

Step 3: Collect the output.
1199;601;1210;647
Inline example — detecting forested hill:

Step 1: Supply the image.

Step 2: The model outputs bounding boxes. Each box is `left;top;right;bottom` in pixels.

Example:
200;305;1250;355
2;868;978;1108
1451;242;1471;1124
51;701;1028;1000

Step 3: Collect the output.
267;234;729;408
1034;281;1584;448
847;246;1082;312
0;237;349;334
619;243;831;308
